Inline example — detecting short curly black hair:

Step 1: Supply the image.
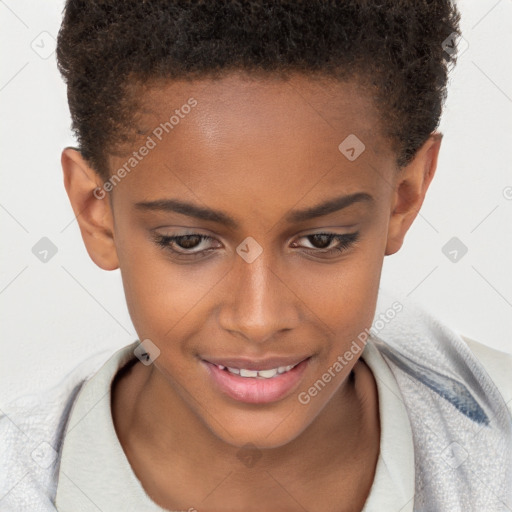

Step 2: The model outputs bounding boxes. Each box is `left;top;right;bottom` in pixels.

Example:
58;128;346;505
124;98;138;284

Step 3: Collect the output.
56;0;462;179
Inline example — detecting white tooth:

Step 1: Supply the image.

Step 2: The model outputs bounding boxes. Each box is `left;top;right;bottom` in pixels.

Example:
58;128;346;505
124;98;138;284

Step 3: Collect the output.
217;364;225;370
227;366;240;375
257;368;278;378
284;364;293;372
277;366;287;374
240;369;258;377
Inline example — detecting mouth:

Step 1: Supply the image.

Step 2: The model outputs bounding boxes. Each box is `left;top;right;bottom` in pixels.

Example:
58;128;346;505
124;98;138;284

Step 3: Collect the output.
201;356;311;404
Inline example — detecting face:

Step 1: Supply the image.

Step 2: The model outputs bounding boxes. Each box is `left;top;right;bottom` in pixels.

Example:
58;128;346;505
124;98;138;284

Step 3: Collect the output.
65;72;441;449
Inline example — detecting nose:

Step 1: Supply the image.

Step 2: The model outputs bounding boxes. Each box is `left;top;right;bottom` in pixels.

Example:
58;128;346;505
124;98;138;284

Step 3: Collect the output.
218;247;300;345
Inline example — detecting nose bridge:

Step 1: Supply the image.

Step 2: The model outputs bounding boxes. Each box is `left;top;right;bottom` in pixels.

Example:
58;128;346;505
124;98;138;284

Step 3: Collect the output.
219;246;299;344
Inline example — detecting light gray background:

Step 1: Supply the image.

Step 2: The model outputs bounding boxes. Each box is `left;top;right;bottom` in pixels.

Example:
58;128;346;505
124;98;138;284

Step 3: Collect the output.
1;0;511;405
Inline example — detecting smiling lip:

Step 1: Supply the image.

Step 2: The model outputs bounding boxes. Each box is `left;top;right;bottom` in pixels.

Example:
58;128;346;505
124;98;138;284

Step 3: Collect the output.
202;355;310;371
202;356;311;404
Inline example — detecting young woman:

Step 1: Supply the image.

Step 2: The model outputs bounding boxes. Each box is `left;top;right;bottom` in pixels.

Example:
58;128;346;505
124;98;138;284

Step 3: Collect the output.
1;1;511;511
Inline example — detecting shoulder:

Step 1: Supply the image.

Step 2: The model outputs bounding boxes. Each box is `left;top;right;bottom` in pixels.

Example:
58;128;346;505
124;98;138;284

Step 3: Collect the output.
0;349;112;510
0;382;83;510
460;335;512;414
374;288;512;417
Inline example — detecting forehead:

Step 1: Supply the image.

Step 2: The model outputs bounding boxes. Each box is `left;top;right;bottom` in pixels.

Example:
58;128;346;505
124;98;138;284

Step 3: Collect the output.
136;72;387;152
108;73;396;217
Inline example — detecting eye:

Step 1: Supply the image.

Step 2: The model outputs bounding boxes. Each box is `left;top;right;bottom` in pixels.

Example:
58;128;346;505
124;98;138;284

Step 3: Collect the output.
152;231;360;259
153;233;218;259
292;232;360;257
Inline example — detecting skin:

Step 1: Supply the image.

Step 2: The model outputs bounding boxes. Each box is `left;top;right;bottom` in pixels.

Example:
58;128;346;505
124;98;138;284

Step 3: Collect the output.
61;72;442;511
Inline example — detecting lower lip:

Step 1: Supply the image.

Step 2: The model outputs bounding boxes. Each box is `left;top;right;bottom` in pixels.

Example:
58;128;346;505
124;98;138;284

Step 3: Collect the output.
202;358;310;404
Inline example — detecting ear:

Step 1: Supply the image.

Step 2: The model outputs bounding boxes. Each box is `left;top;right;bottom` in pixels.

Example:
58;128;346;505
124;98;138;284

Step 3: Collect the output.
385;132;443;256
61;148;119;270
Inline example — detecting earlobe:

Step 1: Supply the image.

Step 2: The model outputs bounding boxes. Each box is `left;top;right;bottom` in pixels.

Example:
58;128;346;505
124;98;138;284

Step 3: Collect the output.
61;148;119;270
385;133;443;256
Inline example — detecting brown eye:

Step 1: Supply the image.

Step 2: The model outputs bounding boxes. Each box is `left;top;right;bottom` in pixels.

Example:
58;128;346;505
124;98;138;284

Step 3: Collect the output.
170;234;204;250
153;231;359;261
293;232;360;257
153;233;217;257
305;233;334;249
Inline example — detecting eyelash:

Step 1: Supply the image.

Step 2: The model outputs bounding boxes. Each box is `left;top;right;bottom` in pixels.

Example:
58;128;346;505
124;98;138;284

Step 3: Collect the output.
153;232;360;260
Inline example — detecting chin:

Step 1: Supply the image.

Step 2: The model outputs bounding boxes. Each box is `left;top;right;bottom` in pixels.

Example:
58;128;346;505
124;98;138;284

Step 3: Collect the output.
205;407;309;451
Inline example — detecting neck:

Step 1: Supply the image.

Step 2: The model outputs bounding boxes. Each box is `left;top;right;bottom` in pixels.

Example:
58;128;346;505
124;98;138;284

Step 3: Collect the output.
112;356;380;511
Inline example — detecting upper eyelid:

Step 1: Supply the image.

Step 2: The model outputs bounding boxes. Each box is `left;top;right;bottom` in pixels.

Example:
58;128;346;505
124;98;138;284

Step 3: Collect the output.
155;231;358;250
153;225;359;238
154;230;356;241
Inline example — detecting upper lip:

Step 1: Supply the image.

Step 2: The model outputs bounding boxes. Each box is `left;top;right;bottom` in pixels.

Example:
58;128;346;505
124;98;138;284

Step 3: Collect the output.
202;355;311;371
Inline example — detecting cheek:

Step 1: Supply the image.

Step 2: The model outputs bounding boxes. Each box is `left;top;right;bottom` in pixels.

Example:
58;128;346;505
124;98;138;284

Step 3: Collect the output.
296;241;383;330
116;230;177;336
117;235;222;343
347;244;384;332
310;243;385;366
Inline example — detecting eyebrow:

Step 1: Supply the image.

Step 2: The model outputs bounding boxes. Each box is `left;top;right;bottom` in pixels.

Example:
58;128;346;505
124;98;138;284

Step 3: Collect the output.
134;192;373;229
